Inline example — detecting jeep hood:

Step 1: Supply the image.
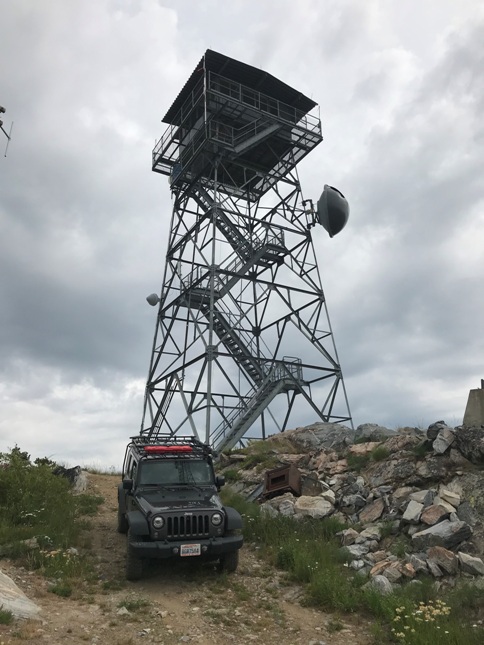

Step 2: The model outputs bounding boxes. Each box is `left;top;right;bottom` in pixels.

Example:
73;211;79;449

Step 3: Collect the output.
135;487;222;514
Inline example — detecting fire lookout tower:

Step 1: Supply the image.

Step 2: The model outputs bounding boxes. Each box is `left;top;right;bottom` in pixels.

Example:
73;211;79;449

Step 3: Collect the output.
142;50;352;452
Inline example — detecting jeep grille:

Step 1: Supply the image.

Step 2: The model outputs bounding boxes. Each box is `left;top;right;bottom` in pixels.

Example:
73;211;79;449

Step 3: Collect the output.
167;514;210;539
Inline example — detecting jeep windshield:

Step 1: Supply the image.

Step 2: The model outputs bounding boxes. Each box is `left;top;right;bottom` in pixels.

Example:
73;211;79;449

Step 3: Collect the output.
138;459;214;487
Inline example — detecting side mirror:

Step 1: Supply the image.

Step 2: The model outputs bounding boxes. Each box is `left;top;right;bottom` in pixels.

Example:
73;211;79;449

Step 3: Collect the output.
215;475;225;489
122;479;134;490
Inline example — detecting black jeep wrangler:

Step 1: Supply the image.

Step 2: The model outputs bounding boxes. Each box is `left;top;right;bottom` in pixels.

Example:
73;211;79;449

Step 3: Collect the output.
118;435;243;580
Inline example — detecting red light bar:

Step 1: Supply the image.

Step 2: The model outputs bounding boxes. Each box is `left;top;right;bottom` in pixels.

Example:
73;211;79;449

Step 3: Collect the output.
144;445;193;454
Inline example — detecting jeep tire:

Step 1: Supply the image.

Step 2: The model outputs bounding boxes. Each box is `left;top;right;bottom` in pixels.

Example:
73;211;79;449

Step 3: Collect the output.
126;529;143;581
219;549;239;573
117;505;128;534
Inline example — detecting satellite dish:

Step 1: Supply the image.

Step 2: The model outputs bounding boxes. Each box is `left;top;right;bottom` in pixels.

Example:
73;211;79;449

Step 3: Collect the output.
146;293;160;306
316;185;349;237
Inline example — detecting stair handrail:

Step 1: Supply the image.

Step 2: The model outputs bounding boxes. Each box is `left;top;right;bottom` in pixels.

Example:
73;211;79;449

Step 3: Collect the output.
211;358;303;447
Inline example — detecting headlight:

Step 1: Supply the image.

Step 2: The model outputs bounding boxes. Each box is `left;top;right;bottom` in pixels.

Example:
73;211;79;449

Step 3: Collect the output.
152;516;165;529
211;512;223;526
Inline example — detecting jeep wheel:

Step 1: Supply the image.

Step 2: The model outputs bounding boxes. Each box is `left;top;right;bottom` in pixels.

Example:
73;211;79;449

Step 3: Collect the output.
219;549;239;573
126;529;143;581
117;506;128;534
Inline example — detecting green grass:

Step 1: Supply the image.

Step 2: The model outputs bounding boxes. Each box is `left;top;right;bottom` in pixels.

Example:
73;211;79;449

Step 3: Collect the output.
0;606;14;625
117;596;150;612
234;437;300;472
346;453;370;472
223;489;484;644
412;442;432;458
223;468;242;482
370;445;391;462
0;447;103;592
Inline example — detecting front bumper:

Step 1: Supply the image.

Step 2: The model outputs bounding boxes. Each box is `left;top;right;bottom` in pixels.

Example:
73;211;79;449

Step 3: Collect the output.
129;533;243;560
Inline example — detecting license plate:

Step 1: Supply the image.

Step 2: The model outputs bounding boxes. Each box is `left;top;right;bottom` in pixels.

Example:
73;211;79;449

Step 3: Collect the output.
180;543;201;557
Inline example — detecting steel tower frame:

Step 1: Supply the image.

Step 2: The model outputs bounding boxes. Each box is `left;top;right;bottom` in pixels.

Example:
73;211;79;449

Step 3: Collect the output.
141;50;352;452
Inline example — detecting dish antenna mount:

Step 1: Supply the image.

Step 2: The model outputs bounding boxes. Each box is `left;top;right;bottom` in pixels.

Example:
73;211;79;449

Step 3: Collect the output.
0;106;14;157
304;185;349;237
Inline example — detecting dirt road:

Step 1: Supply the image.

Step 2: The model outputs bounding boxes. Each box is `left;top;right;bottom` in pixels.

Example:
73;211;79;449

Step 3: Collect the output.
0;474;373;644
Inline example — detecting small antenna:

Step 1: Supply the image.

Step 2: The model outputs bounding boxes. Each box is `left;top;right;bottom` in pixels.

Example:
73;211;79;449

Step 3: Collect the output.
0;105;14;157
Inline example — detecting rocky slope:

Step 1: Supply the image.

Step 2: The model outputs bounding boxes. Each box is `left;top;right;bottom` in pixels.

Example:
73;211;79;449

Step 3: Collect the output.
222;421;484;592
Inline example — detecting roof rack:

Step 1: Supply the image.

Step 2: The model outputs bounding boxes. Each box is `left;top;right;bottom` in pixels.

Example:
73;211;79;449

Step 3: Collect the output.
130;434;215;457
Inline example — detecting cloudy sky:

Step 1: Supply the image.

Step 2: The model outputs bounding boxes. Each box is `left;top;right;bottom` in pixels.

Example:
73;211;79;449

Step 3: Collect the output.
1;0;483;468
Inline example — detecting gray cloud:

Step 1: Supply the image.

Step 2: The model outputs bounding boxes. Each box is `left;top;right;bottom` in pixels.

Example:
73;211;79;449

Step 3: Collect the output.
1;1;483;465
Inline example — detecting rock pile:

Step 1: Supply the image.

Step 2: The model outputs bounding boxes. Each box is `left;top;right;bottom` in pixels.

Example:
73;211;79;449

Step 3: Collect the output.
224;420;484;591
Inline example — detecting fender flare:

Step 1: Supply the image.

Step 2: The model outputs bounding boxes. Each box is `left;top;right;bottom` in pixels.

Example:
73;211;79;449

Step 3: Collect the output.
126;510;150;536
224;505;243;531
117;483;127;513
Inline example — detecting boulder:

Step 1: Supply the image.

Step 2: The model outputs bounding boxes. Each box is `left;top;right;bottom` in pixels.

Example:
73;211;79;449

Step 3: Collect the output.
409;489;435;507
382;562;403;583
415;456;454;481
354;424;395;442
457;552;484;576
439;489;461;508
359;498;385;524
420;504;450;526
348;442;382;455
340;528;359;546
0;570;41;620
342;544;369;559
408;554;428;574
412;520;472;550
359;526;382;541
427;546;459;575
287;423;355;452
364;574;394;595
53;465;88;493
294;496;333;519
453;426;484;464
402;500;423;524
369;458;418;487
432;496;457;514
320;489;336;504
427;421;448;441
432;427;455;454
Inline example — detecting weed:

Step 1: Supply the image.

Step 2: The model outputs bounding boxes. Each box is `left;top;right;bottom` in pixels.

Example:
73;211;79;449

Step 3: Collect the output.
412;442;432;459
379;520;396;539
102;578;124;592
390;537;410;559
117;596;150;612
237;437;298;471
75;494;104;516
0;606;14;625
50;581;73;597
327;618;344;632
346;453;370;472
370;445;390;462
223;468;242;483
231;581;251;601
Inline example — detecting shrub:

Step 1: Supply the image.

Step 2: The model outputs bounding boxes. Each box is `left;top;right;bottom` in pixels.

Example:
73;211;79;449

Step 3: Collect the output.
223;468;241;483
0;606;14;625
346;453;370;472
370;445;390;462
0;447;102;596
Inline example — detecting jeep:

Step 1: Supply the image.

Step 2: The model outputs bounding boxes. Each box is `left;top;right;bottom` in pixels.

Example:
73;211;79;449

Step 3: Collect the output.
118;435;243;580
